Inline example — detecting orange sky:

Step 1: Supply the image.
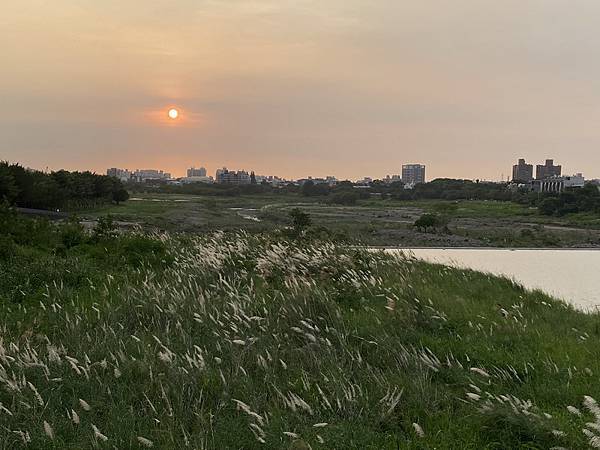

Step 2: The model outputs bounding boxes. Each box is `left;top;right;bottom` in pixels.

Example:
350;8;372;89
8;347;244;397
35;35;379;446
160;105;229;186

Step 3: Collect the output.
2;0;600;180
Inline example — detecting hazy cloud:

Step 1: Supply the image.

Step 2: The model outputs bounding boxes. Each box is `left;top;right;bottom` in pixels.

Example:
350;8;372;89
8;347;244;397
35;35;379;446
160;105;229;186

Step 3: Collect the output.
1;0;599;179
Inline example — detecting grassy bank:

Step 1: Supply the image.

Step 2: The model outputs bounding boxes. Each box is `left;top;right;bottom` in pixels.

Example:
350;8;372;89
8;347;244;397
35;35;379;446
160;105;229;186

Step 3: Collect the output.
2;217;600;448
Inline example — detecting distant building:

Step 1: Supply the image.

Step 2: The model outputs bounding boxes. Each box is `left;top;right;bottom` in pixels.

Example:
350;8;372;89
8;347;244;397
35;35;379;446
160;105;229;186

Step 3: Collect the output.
384;174;402;184
187;167;207;177
132;169;171;182
532;174;584;193
296;176;336;186
215;167;251;185
182;176;213;184
256;175;286;186
536;159;562;180
402;164;426;184
512;159;533;182
107;168;131;182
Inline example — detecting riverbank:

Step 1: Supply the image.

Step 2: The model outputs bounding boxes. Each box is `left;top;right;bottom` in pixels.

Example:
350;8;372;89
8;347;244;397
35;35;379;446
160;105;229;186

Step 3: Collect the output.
80;194;600;249
387;247;600;311
3;219;600;448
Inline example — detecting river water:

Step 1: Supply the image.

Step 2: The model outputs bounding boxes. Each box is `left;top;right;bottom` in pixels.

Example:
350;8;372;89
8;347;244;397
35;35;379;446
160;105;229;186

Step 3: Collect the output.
386;248;600;311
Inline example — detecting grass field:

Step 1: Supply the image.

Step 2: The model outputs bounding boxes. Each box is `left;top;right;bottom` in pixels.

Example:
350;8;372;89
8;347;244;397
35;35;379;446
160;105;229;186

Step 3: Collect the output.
81;193;600;248
3;218;600;448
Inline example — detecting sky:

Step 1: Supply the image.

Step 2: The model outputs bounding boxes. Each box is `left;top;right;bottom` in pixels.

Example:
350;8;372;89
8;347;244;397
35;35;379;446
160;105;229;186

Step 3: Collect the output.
2;0;600;180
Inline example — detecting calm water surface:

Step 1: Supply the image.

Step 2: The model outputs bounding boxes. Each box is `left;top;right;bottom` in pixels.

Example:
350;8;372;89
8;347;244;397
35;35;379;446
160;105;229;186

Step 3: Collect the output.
387;248;600;311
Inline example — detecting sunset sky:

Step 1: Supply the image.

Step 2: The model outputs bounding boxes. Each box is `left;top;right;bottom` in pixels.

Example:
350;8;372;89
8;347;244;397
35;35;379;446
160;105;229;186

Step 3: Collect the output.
2;0;600;180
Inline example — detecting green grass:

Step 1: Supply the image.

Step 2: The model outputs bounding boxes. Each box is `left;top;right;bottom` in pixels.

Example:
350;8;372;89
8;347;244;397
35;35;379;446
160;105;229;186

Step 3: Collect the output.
2;222;600;448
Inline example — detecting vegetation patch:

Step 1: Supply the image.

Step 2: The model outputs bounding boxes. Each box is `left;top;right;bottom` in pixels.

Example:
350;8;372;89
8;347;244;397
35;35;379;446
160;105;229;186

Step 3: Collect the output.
2;215;600;447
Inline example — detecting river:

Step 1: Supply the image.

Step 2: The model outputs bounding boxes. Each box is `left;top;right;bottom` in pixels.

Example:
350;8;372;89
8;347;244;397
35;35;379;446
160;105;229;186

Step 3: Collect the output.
387;248;600;311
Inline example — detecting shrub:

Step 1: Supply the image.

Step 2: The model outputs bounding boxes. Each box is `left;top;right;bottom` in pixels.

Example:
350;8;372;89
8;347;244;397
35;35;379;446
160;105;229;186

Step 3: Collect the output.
328;191;360;206
112;188;130;205
60;218;87;249
414;213;447;233
118;235;171;267
289;208;311;236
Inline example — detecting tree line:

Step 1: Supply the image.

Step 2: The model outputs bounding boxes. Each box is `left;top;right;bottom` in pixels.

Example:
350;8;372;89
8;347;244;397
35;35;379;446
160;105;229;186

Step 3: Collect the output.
0;162;129;210
537;184;600;216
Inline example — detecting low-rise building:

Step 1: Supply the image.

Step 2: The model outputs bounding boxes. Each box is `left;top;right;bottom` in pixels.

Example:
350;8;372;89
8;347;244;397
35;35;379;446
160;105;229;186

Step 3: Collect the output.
187;167;207;177
215;167;251;185
384;174;402;184
532;174;584;193
132;169;171;182
107;168;131;182
182;176;213;184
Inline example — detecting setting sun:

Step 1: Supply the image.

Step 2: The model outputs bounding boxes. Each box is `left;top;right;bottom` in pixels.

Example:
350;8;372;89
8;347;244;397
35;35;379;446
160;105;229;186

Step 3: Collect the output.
168;108;179;119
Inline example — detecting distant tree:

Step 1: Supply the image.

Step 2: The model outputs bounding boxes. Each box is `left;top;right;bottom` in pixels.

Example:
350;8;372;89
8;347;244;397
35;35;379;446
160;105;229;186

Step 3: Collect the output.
537;197;560;216
0;163;18;204
112;188;129;205
301;180;315;196
301;180;330;197
414;213;444;233
2;162;126;210
250;171;257;185
289;208;311;236
328;191;359;206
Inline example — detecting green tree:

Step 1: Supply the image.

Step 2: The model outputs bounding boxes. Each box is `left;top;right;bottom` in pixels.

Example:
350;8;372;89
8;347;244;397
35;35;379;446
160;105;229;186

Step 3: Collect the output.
538;197;561;216
0;163;18;204
329;191;359;206
289;208;311;236
414;213;443;233
301;180;330;197
112;188;130;205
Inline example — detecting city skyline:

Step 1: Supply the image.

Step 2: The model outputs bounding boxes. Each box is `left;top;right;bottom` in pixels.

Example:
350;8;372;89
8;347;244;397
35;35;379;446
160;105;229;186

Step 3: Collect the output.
3;1;600;180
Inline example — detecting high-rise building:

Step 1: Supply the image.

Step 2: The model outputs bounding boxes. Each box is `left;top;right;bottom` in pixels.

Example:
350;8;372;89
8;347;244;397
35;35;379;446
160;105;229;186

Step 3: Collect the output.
187;167;207;177
402;164;426;184
512;158;533;182
536;159;562;180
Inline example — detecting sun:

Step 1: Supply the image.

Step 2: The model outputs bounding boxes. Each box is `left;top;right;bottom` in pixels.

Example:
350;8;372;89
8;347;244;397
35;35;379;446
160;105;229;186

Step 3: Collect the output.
168;108;179;119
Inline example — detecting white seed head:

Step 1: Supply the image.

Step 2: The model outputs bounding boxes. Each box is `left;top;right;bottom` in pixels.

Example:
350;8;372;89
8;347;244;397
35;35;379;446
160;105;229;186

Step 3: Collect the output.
79;399;92;411
137;436;154;447
43;421;54;440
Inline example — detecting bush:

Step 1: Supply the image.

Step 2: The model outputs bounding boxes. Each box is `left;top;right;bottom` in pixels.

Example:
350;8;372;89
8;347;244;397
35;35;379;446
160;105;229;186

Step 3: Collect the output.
60;218;87;249
328;191;360;206
414;213;447;232
118;235;171;267
93;215;118;241
289;208;311;236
